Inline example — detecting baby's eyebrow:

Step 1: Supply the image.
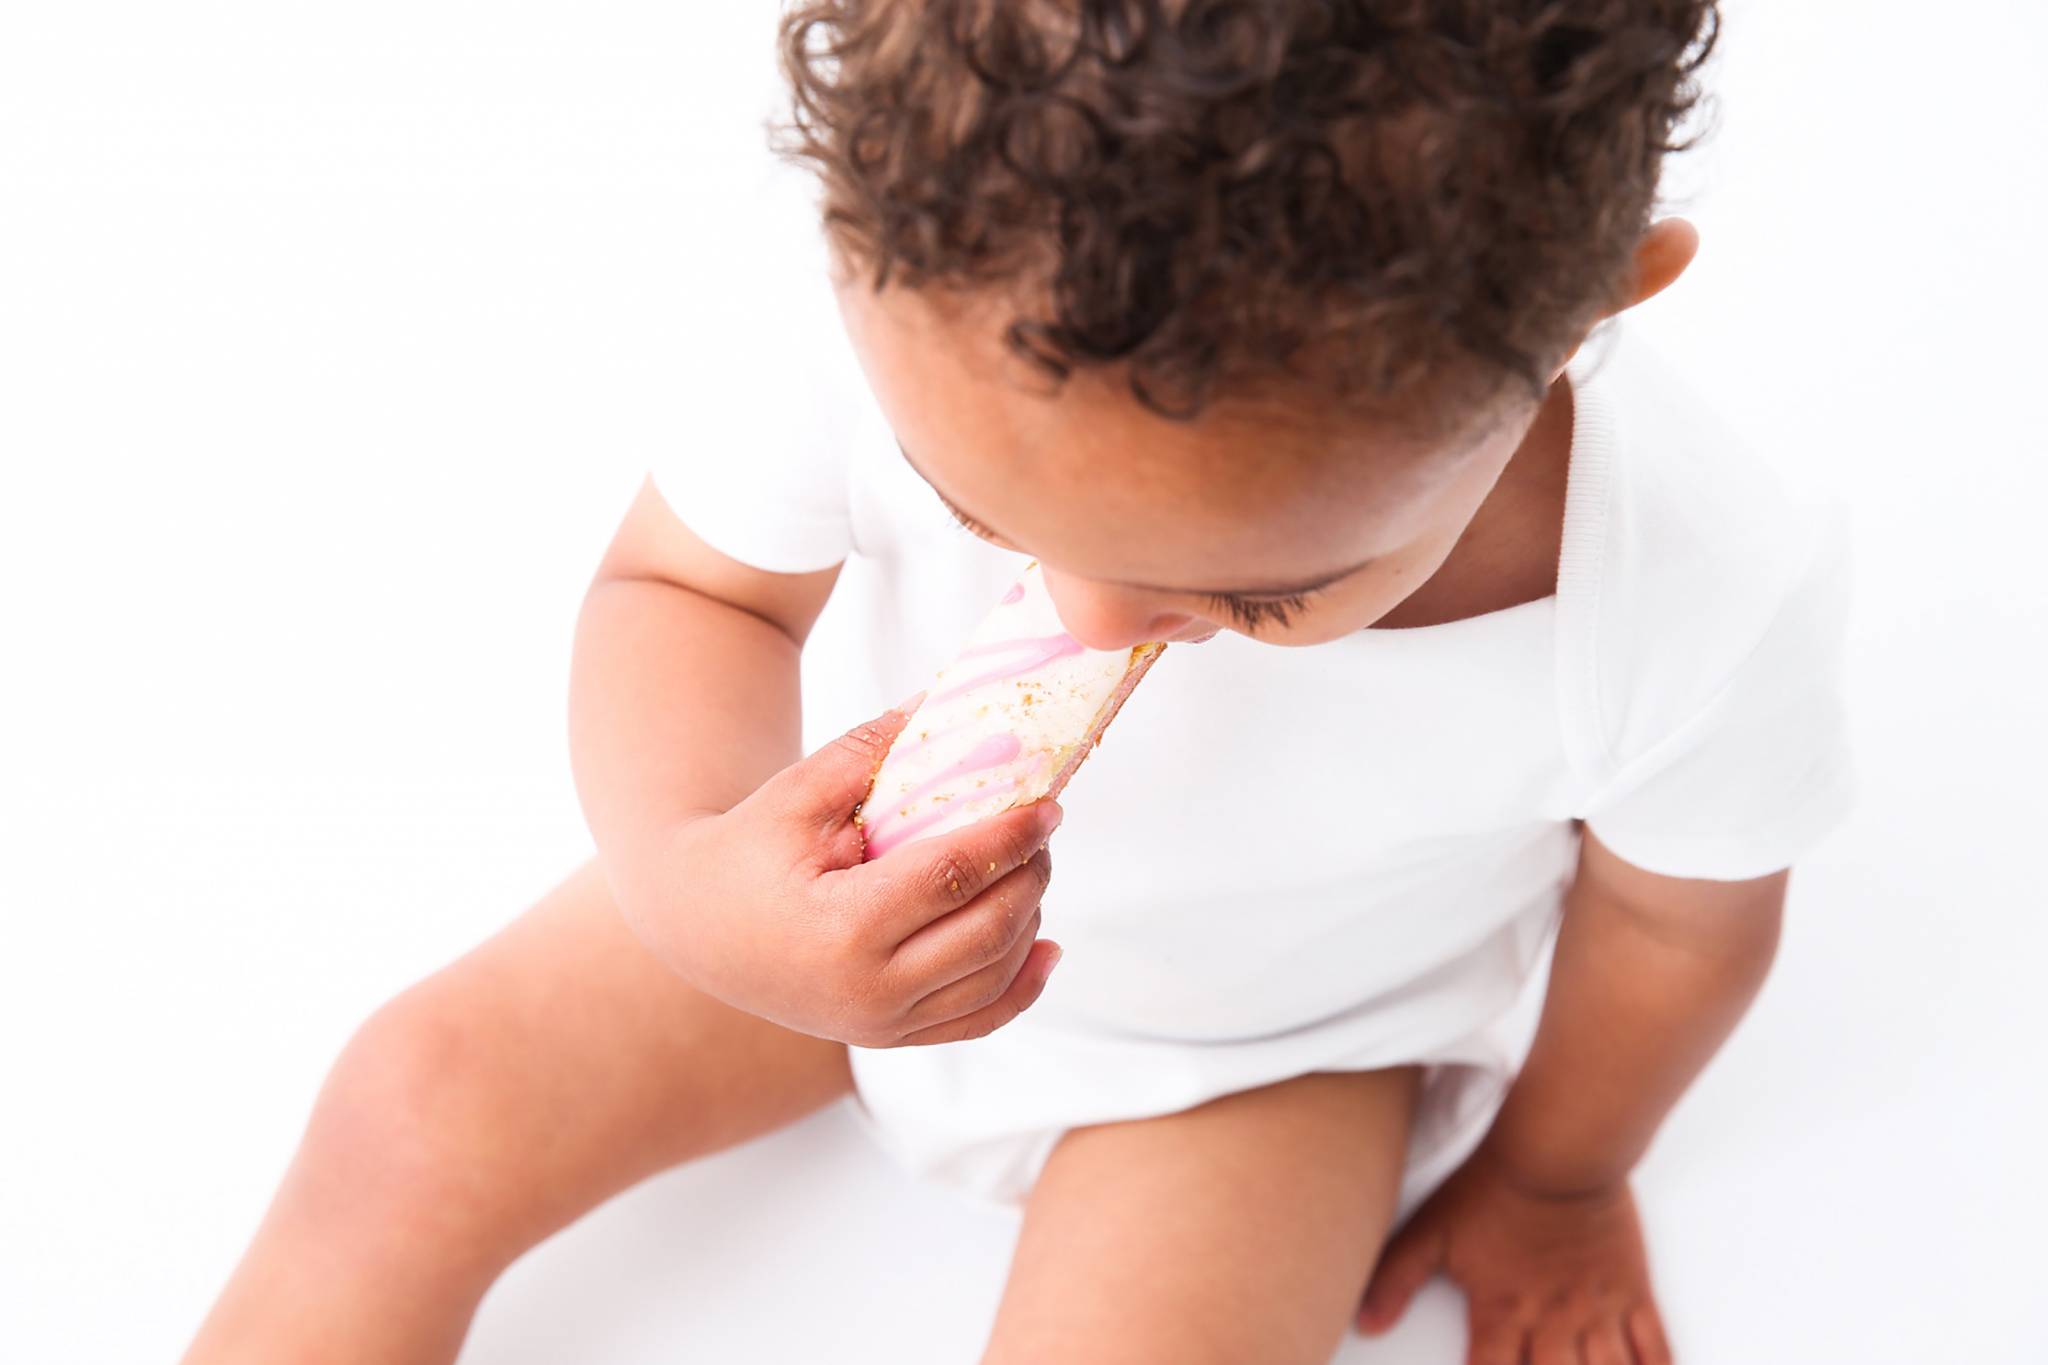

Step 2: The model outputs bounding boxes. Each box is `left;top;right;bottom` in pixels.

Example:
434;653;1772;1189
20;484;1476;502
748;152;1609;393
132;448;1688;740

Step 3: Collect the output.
893;438;1374;598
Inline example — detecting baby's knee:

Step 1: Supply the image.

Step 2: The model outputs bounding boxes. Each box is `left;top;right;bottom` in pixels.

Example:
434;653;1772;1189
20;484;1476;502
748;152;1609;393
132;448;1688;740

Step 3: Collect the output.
294;981;525;1259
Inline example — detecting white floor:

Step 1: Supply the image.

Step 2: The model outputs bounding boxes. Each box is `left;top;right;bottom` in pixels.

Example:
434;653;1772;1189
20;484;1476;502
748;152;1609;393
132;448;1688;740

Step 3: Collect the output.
3;2;2043;1361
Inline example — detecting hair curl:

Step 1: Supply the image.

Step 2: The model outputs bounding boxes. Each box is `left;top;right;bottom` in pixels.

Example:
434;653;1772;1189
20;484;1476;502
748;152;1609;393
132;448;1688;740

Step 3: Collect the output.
773;0;1719;437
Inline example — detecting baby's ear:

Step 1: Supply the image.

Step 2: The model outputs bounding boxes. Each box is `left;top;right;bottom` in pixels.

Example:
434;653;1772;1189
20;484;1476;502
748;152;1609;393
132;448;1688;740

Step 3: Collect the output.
1623;217;1701;312
1550;217;1701;382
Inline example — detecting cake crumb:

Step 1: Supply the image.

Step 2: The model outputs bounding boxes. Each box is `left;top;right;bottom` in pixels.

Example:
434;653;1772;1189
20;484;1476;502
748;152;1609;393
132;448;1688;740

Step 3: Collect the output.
986;861;997;873
949;878;960;892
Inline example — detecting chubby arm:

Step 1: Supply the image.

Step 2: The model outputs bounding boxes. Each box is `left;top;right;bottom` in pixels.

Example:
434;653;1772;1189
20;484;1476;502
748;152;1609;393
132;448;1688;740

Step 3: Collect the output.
568;477;842;969
1475;823;1786;1194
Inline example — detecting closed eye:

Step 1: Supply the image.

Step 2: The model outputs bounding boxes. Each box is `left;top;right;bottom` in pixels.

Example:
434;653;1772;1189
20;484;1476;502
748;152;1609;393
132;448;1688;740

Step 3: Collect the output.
939;499;1005;544
936;498;1325;631
1201;589;1320;629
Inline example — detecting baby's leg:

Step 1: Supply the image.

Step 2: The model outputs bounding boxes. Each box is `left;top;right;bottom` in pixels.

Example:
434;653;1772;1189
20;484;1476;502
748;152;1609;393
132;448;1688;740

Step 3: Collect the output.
179;855;852;1365
981;1066;1420;1365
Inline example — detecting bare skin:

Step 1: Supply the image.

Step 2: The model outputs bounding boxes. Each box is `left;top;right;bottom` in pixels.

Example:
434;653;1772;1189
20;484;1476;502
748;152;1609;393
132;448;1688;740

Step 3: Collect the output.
984;1066;1422;1365
180;855;1421;1365
180;857;858;1364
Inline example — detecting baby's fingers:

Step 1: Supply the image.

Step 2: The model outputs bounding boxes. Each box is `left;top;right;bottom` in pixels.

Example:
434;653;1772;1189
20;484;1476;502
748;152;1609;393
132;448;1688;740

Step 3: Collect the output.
852;798;1062;938
1356;1217;1445;1335
897;899;1043;1030
886;845;1051;985
1579;1316;1635;1365
1626;1303;1673;1365
892;933;1063;1047
1464;1312;1532;1365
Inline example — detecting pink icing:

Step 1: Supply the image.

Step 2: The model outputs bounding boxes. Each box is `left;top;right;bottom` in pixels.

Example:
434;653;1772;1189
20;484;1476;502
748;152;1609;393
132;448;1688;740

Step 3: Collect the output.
1000;582;1024;604
864;731;1026;859
927;632;1085;707
881;716;974;770
864;773;1022;859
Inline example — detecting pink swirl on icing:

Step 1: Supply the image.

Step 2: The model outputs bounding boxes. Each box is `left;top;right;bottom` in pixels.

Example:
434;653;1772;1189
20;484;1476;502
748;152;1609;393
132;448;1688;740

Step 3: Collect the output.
1000;582;1024;604
864;731;1027;858
864;773;1022;859
927;632;1084;706
881;716;975;771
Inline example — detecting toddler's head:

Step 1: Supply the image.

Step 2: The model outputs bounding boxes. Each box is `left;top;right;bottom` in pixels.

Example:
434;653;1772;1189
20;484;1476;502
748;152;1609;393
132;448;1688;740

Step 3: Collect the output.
773;0;1716;645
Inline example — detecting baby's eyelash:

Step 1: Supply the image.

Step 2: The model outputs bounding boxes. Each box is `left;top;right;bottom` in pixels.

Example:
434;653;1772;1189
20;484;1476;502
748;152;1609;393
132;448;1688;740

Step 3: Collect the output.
1203;591;1317;630
941;497;1320;630
943;503;1001;541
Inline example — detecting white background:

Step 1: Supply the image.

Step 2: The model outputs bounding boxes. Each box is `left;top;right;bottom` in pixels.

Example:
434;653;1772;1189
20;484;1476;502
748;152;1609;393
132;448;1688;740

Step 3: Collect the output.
3;2;2043;1361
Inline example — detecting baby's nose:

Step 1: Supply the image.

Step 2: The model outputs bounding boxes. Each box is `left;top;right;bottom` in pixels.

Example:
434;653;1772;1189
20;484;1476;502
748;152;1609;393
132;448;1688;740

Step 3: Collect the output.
1040;568;1204;651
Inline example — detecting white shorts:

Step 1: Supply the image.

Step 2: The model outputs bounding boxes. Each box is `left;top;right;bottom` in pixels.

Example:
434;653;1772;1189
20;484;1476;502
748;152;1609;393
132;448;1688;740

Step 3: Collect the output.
843;899;1562;1229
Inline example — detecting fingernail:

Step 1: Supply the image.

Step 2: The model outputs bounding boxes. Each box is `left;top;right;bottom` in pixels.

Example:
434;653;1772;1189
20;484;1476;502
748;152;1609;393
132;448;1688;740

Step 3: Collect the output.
1044;943;1064;974
1039;802;1064;835
898;689;926;713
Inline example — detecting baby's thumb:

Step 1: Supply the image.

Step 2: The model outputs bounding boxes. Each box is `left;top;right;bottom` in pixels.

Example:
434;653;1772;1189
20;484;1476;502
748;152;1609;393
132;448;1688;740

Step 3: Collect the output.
793;690;926;831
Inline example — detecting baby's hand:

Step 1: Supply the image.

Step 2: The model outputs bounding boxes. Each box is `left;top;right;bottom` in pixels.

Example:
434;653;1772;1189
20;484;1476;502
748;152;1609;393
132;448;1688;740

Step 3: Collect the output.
625;697;1064;1048
1355;1142;1674;1364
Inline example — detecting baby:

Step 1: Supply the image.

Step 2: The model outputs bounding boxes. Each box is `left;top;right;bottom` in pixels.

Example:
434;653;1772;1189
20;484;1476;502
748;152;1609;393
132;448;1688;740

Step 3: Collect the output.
184;2;1859;1363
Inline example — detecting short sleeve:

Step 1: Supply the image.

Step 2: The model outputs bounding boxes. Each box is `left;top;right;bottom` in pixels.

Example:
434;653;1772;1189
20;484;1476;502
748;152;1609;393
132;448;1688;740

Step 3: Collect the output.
646;155;862;575
1580;502;1862;882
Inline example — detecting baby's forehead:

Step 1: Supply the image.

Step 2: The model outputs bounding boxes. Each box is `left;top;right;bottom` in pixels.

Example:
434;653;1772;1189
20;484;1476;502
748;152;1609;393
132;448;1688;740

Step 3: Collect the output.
843;265;1500;517
1050;383;1491;506
995;408;1464;546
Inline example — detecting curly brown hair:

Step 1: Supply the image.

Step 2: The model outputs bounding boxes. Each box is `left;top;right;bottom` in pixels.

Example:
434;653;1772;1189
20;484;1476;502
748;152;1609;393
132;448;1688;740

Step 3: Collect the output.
772;0;1719;439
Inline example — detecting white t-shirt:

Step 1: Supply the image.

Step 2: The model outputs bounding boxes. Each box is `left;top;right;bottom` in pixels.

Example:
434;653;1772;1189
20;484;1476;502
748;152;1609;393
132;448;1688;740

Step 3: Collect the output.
647;218;1861;1217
